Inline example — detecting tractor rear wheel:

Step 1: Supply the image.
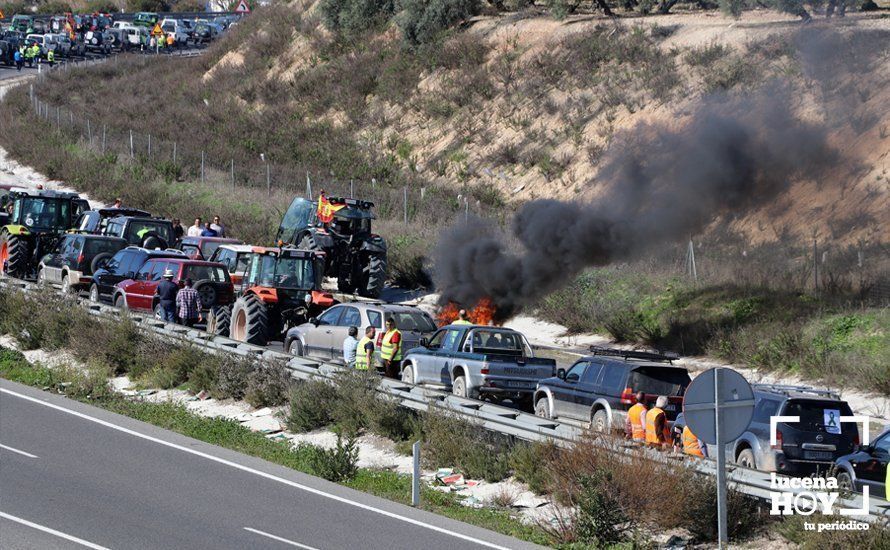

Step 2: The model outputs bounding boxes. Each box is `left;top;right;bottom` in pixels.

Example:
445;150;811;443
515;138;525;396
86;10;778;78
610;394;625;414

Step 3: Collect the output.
207;305;231;336
230;294;269;346
362;253;386;298
0;232;30;279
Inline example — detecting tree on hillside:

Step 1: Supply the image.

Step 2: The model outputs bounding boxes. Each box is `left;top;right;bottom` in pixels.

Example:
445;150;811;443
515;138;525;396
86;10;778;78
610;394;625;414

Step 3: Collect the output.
320;0;398;37
86;0;122;12
126;0;170;12
398;0;480;46
36;0;71;13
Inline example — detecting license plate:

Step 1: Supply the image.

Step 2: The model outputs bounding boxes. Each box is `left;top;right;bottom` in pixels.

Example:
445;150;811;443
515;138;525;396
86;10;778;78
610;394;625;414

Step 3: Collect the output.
664;404;676;411
505;381;532;389
804;451;833;460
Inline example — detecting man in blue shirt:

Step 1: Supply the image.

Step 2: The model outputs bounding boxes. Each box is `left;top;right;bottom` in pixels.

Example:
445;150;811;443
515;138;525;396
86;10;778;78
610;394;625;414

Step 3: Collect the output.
200;222;218;237
342;326;358;368
154;269;179;323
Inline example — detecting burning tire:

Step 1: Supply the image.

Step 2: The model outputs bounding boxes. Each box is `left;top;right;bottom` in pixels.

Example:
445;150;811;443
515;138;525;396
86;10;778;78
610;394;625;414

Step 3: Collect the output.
0;232;30;279
362;254;386;298
207;305;231;336
230;294;268;346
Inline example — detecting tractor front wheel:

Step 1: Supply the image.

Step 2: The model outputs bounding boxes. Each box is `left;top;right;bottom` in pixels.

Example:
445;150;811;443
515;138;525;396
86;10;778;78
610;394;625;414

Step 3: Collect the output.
230;294;269;346
362;253;386;298
0;232;30;279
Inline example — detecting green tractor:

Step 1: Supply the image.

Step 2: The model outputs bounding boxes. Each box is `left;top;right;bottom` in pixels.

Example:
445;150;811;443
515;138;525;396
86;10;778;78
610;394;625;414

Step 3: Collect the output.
0;188;88;279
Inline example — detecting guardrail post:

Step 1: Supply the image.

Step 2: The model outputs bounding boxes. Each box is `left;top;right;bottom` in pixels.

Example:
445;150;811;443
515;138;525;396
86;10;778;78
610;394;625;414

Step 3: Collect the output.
412;441;421;507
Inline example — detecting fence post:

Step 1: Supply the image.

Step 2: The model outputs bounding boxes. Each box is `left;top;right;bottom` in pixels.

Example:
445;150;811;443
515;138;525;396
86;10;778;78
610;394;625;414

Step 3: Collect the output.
129;129;134;158
231;159;235;189
266;163;271;196
421;187;425;201
813;238;818;293
350;179;354;197
201;151;205;184
465;197;469;222
102;125;106;153
173;142;177;164
56;107;59;129
411;441;421;507
87;120;92;147
403;187;408;225
306;172;312;199
148;134;151;157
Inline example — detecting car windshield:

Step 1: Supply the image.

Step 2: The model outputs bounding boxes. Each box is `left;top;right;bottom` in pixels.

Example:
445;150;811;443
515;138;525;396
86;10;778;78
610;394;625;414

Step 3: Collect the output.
84;239;124;256
468;330;525;355
184;264;229;283
782;399;854;432
162;23;174;32
387;311;437;333
258;255;315;288
123;221;173;245
278;197;314;237
629;367;691;397
15;198;71;230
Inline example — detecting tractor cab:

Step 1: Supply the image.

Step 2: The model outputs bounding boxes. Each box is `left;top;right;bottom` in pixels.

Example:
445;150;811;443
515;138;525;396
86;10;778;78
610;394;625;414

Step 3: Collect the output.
242;246;326;294
1;189;86;279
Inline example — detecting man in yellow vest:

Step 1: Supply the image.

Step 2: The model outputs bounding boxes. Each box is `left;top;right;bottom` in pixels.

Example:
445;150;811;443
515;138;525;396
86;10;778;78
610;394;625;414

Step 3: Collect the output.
645;395;671;448
452;309;472;325
624;391;647;443
682;425;707;457
380;317;402;378
354;326;376;371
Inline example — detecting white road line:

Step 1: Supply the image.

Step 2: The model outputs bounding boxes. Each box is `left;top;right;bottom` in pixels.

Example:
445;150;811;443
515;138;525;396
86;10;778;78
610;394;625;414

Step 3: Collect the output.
0;443;39;458
0;511;111;550
0;388;514;550
244;527;320;549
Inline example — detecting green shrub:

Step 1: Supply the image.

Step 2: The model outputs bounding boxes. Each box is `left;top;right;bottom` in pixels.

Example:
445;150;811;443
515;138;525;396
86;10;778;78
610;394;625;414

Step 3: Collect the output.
398;0;480;47
214;359;255;400
685;42;731;68
187;362;218;393
244;362;293;408
303;433;359;482
421;411;513;482
510;441;558;494
574;470;629;546
684;479;765;542
320;0;397;36
284;378;338;432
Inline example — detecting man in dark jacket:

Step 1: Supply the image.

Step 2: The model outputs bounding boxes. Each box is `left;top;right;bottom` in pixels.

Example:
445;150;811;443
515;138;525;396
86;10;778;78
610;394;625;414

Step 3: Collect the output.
155;269;179;323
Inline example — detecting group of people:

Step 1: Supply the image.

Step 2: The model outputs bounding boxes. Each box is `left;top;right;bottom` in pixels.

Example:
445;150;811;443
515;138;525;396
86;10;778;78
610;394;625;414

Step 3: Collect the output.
342;318;403;378
182;216;226;238
625;392;708;457
145;33;178;51
13;42;53;71
154;269;203;327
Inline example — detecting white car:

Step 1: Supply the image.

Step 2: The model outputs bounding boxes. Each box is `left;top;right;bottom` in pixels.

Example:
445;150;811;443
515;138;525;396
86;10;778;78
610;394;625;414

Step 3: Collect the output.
160;19;189;45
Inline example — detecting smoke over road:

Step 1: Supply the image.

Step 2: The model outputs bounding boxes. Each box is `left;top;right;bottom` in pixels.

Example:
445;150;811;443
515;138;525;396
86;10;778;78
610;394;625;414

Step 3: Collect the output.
433;84;837;320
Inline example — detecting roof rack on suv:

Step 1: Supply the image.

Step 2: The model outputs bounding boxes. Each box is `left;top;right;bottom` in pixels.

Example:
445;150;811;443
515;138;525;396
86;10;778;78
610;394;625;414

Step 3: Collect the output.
588;346;679;364
752;383;840;400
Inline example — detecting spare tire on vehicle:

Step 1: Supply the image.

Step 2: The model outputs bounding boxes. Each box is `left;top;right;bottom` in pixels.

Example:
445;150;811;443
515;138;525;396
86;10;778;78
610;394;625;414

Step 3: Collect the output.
140;232;168;250
193;280;217;307
90;252;113;274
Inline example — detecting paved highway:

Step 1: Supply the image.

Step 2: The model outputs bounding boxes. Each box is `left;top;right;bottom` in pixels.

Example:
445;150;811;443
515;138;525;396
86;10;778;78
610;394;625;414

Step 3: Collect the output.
0;380;540;550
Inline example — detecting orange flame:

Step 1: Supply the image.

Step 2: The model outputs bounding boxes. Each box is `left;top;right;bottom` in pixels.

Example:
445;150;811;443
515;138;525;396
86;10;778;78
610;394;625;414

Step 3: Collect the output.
436;298;498;327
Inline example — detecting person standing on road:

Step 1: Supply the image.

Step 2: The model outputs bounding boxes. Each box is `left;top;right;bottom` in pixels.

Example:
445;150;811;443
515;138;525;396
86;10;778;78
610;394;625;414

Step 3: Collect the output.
175;278;203;327
187;217;203;237
46;48;54;67
452;309;472;325
681;425;708;458
14;48;23;71
166;34;174;50
342;326;358;368
200;222;218;237
210;216;225;237
155;269;179;323
172;218;184;240
625;391;648;442
645;396;671;448
354;326;376;371
380;317;402;378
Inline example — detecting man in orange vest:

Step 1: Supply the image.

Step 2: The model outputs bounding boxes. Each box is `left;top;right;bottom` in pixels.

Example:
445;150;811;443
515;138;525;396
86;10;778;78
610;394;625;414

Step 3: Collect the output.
645;396;672;448
682;425;708;457
624;391;647;442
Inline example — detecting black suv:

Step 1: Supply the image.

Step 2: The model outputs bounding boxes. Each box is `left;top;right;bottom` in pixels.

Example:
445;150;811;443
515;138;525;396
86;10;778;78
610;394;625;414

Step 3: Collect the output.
88;246;186;303
533;347;691;433
102;216;177;250
74;208;151;235
37;234;127;294
718;384;857;476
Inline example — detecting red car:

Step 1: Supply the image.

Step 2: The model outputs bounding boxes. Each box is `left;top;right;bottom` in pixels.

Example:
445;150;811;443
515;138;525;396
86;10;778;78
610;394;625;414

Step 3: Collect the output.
112;257;235;318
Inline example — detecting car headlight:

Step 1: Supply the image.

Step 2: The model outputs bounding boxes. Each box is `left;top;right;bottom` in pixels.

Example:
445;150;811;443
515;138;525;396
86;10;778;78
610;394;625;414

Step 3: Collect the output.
304;293;312;304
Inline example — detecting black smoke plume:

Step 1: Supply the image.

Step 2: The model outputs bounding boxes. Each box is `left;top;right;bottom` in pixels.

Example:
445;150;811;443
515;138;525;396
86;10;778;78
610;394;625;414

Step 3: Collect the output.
433;84;837;320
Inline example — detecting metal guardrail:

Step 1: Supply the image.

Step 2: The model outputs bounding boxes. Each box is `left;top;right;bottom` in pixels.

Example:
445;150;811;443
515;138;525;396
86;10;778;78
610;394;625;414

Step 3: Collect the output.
1;275;888;523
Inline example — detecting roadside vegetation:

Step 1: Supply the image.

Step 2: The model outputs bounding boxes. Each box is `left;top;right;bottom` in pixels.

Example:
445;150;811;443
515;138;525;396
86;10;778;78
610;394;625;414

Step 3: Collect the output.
4;287;889;547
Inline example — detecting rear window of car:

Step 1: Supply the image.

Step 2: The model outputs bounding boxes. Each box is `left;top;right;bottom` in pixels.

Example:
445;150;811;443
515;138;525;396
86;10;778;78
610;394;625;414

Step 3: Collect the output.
781;399;854;432
387;311;436;333
184;264;229;283
84;238;124;256
200;241;227;258
629;367;691;397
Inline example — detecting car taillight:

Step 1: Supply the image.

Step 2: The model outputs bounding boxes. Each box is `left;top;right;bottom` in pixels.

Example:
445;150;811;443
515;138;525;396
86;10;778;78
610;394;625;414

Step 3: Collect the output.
481;368;489;375
772;429;783;450
620;387;634;405
77;253;84;265
853;433;860;447
376;333;383;347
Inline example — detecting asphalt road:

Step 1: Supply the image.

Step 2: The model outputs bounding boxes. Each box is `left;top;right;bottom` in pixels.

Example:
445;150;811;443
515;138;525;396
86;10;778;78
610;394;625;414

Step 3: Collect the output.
0;380;541;550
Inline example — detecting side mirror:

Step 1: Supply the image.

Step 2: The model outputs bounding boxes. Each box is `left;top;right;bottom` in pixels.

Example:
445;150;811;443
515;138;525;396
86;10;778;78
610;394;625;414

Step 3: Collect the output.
566;373;580;383
556;368;566;380
309;317;319;326
420;337;429;348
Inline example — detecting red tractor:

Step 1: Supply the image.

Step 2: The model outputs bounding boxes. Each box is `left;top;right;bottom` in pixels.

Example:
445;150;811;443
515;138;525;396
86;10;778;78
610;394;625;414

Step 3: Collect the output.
220;247;334;346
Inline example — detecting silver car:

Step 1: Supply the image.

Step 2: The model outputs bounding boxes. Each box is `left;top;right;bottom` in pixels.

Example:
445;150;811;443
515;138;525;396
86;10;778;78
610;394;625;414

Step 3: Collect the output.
284;303;437;364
